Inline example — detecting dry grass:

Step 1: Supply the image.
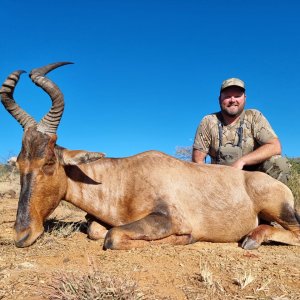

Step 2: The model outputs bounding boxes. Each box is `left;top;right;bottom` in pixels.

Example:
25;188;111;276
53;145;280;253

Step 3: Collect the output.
44;218;86;238
182;261;294;300
183;261;226;299
233;271;255;289
197;262;214;286
255;278;272;293
42;270;144;300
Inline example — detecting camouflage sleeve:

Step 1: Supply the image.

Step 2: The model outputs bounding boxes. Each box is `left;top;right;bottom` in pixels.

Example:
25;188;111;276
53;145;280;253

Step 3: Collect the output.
193;116;212;153
252;110;278;145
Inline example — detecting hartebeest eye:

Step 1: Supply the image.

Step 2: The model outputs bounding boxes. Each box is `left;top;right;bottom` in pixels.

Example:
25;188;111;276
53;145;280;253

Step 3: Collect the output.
42;160;56;175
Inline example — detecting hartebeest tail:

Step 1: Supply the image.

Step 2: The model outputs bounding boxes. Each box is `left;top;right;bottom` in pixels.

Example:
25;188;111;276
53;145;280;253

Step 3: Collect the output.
1;62;300;250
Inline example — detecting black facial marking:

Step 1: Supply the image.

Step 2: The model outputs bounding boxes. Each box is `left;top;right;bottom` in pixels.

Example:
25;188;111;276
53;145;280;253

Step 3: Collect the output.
15;172;34;232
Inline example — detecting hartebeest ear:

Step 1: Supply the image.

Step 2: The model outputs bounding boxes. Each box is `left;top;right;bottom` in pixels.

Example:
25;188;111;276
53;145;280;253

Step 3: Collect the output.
42;135;58;175
58;149;105;166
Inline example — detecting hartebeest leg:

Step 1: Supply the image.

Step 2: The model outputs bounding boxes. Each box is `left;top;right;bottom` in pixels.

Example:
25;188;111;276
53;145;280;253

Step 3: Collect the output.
103;212;193;250
242;208;300;250
242;224;300;249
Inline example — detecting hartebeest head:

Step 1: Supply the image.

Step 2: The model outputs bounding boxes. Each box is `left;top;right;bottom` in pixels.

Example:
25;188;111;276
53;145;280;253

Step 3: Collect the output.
0;63;104;247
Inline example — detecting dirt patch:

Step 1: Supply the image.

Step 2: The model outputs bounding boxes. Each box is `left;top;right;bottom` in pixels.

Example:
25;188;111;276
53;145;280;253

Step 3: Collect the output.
0;182;299;300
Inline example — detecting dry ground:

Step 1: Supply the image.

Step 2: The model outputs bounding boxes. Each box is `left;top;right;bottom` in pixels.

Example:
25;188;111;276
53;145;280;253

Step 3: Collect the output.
0;179;299;300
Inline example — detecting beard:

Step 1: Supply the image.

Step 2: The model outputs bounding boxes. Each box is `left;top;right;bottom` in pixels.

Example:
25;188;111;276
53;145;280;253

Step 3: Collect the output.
221;103;245;118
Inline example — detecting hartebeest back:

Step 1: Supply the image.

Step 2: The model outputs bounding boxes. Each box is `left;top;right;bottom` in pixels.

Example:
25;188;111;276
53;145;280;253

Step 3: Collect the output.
1;63;300;250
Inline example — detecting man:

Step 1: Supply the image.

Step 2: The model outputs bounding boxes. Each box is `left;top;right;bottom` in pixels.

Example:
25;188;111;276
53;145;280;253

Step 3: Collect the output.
192;77;290;184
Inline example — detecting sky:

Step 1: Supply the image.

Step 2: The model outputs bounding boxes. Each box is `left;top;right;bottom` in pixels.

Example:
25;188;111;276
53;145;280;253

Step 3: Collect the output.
0;0;300;162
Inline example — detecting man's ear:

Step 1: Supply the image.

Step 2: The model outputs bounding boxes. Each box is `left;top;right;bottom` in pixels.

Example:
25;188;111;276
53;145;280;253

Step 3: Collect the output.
59;149;105;166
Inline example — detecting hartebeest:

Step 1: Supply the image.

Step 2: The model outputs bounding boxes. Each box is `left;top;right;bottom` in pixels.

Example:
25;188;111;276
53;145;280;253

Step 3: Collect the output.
1;62;300;250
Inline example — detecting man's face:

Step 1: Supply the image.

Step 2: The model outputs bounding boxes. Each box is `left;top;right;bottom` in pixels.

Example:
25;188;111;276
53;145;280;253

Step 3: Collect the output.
219;86;246;117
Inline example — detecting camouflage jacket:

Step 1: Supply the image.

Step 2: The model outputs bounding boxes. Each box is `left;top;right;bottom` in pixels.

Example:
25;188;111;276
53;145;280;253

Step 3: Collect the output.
193;109;277;163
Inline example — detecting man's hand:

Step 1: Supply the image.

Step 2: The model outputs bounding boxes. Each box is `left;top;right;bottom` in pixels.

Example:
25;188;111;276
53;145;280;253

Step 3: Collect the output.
231;158;246;170
231;138;281;170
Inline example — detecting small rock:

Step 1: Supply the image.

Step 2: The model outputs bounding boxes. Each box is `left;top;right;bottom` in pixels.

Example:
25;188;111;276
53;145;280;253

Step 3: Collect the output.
17;262;36;269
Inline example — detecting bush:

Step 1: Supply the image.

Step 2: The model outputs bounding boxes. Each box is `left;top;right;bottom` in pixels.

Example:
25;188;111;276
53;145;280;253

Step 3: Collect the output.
287;158;300;209
175;146;192;161
0;163;18;182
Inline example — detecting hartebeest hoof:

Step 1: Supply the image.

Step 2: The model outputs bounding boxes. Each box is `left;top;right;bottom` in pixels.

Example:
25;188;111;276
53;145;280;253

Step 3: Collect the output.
241;237;260;250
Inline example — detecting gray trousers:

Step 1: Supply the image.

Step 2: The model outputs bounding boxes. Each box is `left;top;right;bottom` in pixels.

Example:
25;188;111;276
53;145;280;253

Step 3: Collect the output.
244;155;291;184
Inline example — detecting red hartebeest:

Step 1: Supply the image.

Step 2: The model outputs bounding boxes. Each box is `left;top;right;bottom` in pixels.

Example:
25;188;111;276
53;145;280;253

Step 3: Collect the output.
1;62;300;250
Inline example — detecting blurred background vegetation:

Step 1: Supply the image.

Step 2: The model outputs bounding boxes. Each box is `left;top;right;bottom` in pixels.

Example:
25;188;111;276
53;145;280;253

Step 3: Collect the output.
288;158;300;208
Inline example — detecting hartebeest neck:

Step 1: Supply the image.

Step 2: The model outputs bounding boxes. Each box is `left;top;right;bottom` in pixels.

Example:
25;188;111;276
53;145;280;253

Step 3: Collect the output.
63;159;136;226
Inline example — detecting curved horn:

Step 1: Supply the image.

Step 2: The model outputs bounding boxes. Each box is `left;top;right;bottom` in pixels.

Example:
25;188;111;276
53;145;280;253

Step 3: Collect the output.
0;70;37;129
29;62;73;135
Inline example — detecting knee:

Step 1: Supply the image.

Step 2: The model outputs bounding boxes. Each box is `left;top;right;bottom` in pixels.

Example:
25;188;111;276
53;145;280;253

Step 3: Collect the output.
261;156;291;184
87;221;108;240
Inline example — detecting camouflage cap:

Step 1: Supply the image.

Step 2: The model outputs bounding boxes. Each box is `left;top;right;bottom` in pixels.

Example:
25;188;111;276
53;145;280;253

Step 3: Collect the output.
220;78;245;92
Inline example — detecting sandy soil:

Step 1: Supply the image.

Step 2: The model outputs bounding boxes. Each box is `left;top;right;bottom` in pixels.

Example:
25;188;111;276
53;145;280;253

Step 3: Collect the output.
0;179;299;300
